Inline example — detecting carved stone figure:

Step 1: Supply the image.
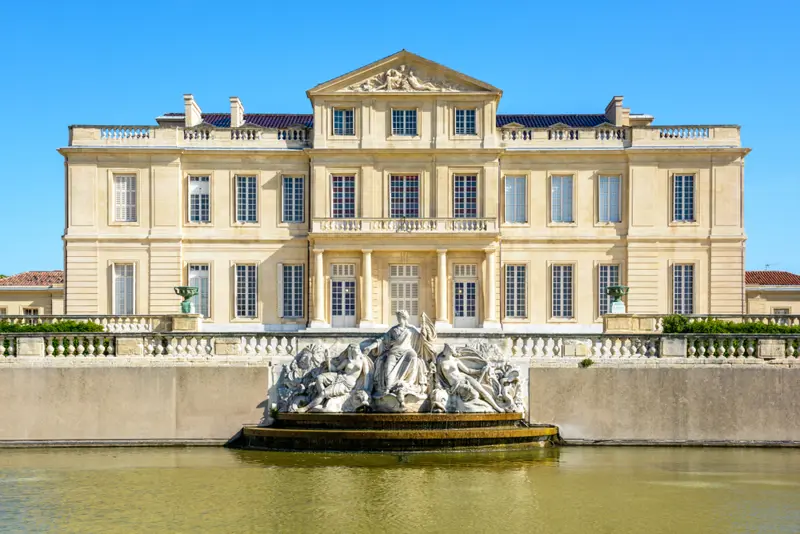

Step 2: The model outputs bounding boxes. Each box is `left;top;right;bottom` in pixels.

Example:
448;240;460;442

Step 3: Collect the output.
297;344;373;413
343;64;467;92
364;310;434;412
276;344;328;412
430;343;525;414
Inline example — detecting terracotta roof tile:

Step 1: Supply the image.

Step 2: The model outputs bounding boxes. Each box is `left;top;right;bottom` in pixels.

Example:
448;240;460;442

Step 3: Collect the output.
745;271;800;286
0;270;64;287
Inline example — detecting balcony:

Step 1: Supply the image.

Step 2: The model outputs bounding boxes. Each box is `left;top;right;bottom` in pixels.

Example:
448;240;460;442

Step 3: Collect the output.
68;126;312;150
311;218;498;235
499;125;740;150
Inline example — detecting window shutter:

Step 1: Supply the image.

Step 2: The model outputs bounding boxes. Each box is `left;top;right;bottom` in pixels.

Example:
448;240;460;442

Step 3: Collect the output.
277;263;284;318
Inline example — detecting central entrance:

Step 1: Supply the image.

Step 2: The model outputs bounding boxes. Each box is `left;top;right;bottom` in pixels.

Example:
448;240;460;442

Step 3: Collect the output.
390;264;420;326
331;264;356;328
453;264;478;328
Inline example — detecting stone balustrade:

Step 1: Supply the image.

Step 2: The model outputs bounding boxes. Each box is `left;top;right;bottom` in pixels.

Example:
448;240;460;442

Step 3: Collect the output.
0;315;178;332
69;126;311;149
499;125;740;149
312;217;498;234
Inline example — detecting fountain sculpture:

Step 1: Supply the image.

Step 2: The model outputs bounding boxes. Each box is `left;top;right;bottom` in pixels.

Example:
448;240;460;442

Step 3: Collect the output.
237;311;557;451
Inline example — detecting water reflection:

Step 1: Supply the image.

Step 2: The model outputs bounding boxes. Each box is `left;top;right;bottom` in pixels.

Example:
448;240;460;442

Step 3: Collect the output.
0;447;798;533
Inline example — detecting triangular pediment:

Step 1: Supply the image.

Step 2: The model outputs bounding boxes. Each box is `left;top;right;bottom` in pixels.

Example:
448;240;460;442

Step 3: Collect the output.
499;122;526;129
307;50;501;96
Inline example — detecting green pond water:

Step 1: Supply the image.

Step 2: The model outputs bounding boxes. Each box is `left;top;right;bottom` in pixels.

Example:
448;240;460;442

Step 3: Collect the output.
1;447;799;533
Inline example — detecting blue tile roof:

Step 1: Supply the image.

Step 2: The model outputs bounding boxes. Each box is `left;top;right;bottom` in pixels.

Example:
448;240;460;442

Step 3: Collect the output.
164;113;608;129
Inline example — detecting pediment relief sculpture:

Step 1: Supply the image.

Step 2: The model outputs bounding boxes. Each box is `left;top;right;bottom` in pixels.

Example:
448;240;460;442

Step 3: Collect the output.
342;64;471;92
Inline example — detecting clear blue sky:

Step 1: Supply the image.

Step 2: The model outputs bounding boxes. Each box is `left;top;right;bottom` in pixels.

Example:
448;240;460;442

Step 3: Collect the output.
0;0;797;276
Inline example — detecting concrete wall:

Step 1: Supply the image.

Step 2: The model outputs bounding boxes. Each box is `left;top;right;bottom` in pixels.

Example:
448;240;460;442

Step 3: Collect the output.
0;366;269;443
529;367;800;444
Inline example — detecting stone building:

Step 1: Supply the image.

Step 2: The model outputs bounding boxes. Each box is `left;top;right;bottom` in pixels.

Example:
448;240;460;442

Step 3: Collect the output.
0;271;64;316
59;51;748;332
746;271;800;315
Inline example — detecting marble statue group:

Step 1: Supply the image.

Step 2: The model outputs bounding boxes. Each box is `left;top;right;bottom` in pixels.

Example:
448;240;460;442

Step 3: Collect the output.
276;311;525;414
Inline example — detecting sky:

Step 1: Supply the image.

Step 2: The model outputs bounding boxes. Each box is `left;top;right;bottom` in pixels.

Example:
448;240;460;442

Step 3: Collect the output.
0;0;798;276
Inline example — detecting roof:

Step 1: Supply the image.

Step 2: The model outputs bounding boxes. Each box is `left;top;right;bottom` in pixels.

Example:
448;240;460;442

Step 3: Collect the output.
164;112;608;129
746;271;800;286
0;270;64;287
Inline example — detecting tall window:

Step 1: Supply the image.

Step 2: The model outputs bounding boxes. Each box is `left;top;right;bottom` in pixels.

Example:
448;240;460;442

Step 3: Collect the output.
598;175;621;223
282;176;304;223
188;264;210;317
188;176;210;223
390;265;420;323
552;265;574;318
22;308;39;316
113;263;135;315
504;176;526;224
673;174;695;222
392;109;417;136
113;175;137;222
235;175;257;223
235;264;257;318
454;175;478;218
598;264;620;316
551;175;573;223
505;265;526;318
333;108;355;136
390;175;419;218
455;109;476;135
331;175;356;218
673;264;694;314
282;265;304;318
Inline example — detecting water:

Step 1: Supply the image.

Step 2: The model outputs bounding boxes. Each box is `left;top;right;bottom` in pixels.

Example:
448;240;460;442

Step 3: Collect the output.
0;447;799;533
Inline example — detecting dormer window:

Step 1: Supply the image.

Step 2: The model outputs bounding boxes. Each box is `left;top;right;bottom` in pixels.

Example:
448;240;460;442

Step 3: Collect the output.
333;108;355;136
391;109;417;136
455;108;476;135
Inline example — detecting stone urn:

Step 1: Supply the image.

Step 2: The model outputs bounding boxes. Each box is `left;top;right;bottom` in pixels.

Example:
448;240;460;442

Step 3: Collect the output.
174;286;199;314
606;285;629;314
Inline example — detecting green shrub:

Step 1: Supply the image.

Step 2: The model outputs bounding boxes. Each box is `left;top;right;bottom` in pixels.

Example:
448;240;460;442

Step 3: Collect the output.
662;314;800;334
579;358;594;368
0;321;105;333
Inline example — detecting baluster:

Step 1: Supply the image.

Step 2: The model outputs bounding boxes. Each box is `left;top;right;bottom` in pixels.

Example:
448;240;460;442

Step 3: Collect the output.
707;341;716;358
178;337;189;356
727;340;736;358
601;338;612;358
278;337;289;356
86;337;95;357
46;336;55;357
554;338;562;357
167;337;177;356
534;337;545;358
746;339;755;358
787;341;796;358
688;340;696;357
6;339;14;357
524;338;534;357
188;337;198;356
513;338;523;357
0;337;5;357
544;338;555;358
199;338;210;356
245;337;256;355
592;340;602;359
736;339;746;358
76;337;85;356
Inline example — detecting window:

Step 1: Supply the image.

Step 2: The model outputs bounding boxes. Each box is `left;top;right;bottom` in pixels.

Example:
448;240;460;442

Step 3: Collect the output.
282;176;304;223
331;264;356;327
455;109;476;135
773;308;791;315
504;176;527;223
390;265;420;325
22;308;39;316
333;108;355;136
454;175;478;218
0;307;6;315
282;265;304;318
235;264;257;318
391;109;417;136
331;175;356;218
235;175;258;223
113;174;137;223
113;263;135;315
188;264;210;318
673;264;694;314
188;176;210;223
551;175;573;223
552;265;574;319
598;264;621;316
390;175;419;218
505;265;526;318
673;174;695;222
598;176;621;223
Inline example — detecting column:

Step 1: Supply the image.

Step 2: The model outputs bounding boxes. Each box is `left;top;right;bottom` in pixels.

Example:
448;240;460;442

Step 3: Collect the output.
483;248;500;329
435;249;451;329
359;249;374;328
310;249;329;328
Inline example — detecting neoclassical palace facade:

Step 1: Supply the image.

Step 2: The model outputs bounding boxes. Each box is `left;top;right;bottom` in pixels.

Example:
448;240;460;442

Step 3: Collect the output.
60;51;748;332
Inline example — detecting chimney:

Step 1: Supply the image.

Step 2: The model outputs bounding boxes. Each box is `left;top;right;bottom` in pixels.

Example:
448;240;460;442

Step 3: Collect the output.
184;94;202;127
230;96;245;128
604;96;629;126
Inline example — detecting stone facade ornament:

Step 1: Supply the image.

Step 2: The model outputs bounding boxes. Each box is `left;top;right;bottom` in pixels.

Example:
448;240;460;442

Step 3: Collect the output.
343;65;469;92
274;312;526;414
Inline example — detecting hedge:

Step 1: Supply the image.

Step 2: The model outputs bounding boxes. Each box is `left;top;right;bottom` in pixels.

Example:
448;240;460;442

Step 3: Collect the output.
662;314;800;334
0;321;106;333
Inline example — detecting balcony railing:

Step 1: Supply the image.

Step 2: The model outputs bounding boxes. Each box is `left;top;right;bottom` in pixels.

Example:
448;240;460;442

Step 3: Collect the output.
0;315;172;332
70;126;312;149
311;217;498;234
